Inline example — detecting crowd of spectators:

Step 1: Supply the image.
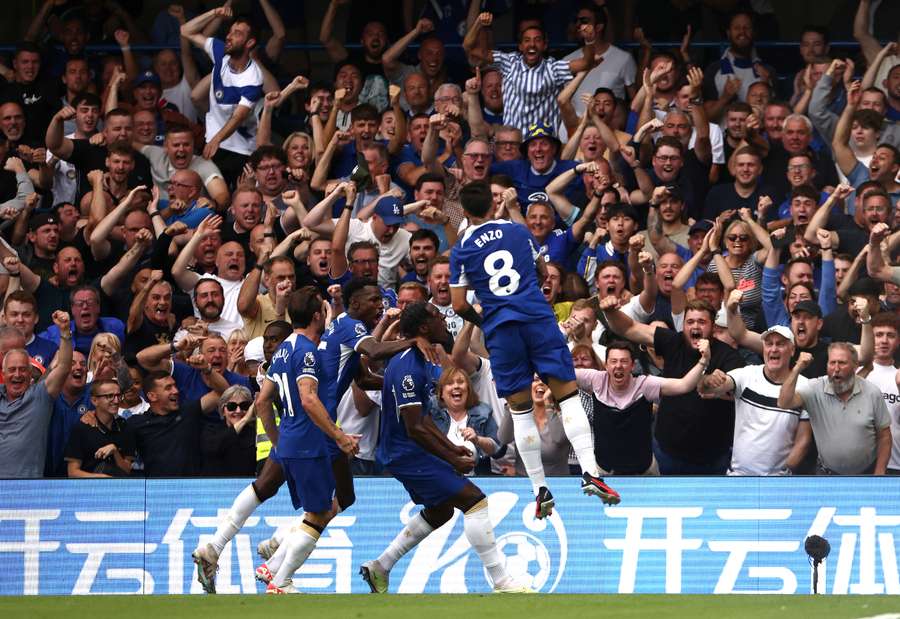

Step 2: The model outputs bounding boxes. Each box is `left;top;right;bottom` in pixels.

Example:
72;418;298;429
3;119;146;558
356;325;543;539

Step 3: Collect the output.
0;0;898;480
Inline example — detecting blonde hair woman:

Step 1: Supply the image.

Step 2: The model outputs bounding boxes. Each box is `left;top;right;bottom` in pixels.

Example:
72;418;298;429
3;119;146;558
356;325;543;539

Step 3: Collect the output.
87;333;122;382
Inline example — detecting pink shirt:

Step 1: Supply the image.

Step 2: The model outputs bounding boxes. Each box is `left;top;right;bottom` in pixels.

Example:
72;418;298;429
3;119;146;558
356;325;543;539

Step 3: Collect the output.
575;368;664;409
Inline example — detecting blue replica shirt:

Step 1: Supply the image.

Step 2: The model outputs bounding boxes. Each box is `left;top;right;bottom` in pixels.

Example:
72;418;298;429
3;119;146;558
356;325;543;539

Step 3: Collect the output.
45;387;93;477
329;271;398;310
378;348;438;465
318;312;374;416
27;335;58;369
539;227;579;265
172;361;251;403
266;333;328;459
450;220;556;332
491;159;580;208
40;318;126;356
161;200;215;229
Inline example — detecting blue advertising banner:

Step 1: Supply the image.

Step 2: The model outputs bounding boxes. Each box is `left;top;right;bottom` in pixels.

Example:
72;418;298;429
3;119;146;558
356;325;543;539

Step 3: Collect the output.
1;477;899;595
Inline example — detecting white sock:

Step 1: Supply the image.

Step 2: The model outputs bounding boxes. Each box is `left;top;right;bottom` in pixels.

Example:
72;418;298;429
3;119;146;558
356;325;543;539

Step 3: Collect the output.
266;534;289;573
272;523;320;588
463;500;508;586
511;409;547;495
210;485;260;554
558;394;599;476
377;512;434;571
272;520;294;546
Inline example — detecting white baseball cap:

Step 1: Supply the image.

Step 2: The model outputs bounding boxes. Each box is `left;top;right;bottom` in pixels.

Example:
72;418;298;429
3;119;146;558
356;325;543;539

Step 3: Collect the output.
760;324;794;343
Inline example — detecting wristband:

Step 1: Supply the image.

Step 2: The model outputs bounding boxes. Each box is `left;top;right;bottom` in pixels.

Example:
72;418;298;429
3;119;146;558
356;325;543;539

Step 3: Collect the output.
710;249;722;256
170;341;177;355
255;263;265;271
8;271;19;277
263;232;275;238
149;211;162;219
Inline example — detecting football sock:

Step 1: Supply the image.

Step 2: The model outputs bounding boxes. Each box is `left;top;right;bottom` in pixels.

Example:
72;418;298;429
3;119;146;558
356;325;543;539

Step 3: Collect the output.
376;511;434;572
210;484;260;554
558;394;600;477
265;535;289;573
511;408;547;495
463;499;507;586
272;521;321;588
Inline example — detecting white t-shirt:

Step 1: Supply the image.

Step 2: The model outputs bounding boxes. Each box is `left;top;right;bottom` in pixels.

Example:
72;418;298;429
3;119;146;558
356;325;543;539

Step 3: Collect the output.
47;133;77;205
345;218;411;289
163;75;200;124
430;301;465;338
652;108;726;165
727;364;809;475
186;274;245;335
336;386;379;462
203;38;263;156
860;361;900;470
561;44;636;104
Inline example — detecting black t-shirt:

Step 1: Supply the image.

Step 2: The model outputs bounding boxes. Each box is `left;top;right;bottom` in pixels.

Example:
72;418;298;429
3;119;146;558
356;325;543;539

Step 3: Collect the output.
836;223;869;259
345;50;386;80
647;168;702;222
126;400;207;477
762;144;839;203
66;140;153;203
124;317;175;364
703;182;775;220
653;327;746;461
821;305;862;345
64;415;136;475
200;422;256;476
796;340;829;378
592;393;653;474
0;78;59;145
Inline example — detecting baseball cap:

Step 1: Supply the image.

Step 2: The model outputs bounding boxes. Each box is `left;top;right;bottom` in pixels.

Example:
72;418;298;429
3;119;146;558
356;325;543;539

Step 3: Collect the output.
848;277;882;298
28;212;58;232
662;184;684;202
349;151;370;191
244;337;265;364
374;196;405;226
760;324;794;343
689;219;714;235
791;300;822;318
134;70;161;89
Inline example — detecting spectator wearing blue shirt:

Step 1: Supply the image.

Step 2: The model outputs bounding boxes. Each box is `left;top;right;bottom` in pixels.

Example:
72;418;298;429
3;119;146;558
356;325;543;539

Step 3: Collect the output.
4;290;58;369
526;199;598;269
154;169;215;229
44;350;92;477
492;123;579;208
40;286;126;356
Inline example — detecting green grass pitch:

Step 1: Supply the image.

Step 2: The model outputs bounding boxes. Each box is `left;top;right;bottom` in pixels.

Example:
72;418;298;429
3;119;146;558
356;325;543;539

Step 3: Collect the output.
3;595;899;619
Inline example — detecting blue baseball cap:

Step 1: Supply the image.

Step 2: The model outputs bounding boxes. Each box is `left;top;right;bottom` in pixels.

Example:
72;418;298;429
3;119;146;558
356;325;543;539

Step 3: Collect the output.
374;196;405;226
134;70;161;89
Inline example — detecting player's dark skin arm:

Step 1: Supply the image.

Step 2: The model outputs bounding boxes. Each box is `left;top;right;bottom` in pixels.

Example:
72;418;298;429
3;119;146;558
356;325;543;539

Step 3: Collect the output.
450;286;482;326
401;404;474;474
357;335;439;363
256;379;280;447
354;357;384;391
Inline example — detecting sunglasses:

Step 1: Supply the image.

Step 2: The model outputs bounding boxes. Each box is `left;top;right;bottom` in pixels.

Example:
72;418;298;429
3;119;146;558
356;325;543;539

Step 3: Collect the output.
727;234;750;242
224;401;252;412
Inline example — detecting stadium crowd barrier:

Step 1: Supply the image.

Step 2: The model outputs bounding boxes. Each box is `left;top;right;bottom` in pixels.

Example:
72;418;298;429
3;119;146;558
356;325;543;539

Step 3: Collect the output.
1;476;899;595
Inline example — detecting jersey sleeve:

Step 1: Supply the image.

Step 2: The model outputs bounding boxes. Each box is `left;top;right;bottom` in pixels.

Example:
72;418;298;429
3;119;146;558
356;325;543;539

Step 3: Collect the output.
393;358;427;409
294;345;320;383
344;318;373;351
449;247;468;287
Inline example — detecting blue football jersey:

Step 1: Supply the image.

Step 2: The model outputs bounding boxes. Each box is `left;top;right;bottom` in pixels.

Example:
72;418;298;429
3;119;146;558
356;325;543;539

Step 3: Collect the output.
450;220;556;331
318;312;373;416
378;348;435;465
266;333;328;459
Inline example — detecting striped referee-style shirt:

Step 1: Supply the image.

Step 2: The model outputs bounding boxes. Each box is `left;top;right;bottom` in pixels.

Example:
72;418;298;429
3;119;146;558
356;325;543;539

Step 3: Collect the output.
493;51;573;133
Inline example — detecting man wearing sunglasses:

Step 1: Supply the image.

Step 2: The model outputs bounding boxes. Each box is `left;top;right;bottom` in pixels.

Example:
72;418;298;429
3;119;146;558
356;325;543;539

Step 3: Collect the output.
64;379;135;478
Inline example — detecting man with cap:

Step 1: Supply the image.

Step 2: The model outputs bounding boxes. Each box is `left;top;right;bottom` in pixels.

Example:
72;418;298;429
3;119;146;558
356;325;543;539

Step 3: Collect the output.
304;186;412;290
699;323;813;476
779;343;892;475
20;211;60;281
124;70;195;147
491;123;580;208
726;290;873;380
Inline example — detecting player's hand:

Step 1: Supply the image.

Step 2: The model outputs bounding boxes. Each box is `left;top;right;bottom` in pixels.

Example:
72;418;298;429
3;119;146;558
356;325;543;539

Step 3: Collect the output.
414;336;441;365
336;431;360;456
796;352;812;371
451;448;476;475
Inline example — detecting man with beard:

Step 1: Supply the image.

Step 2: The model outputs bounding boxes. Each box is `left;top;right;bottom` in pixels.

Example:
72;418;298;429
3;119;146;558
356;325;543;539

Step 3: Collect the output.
703;147;772;219
602;297;745;474
779;344;891;475
173;215;247;334
126;365;227;477
0;310;72;478
320;3;389;83
181;7;264;185
646;185;691;259
834;135;900;215
125;270;176;362
463;13;598;132
699;325;813;476
140;126;228;208
401;229;438;285
19;212;60;281
383;20;457;97
577;339;709;476
857;313;900;473
190;278;244;339
426;256;463;338
44;350;91;477
46;107;153;202
0;42;57;145
701;12;773;122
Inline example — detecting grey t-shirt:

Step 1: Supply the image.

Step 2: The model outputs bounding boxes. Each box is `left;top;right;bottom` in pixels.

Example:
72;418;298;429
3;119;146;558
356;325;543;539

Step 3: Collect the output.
0;381;54;478
140;145;224;194
796;375;891;474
